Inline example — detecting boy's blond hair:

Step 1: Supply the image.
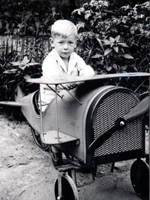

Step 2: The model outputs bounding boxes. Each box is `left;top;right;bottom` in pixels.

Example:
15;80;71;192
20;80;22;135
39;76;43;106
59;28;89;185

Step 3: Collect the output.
51;20;77;38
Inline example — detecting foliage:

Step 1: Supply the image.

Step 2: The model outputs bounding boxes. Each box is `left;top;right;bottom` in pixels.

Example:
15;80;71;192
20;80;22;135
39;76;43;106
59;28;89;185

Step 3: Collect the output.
72;0;150;94
0;0;62;36
0;55;42;100
0;0;90;36
18;37;51;63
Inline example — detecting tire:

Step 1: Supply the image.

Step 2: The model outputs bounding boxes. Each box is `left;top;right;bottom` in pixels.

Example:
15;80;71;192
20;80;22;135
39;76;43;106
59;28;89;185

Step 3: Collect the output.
130;159;149;200
31;127;49;151
54;174;79;200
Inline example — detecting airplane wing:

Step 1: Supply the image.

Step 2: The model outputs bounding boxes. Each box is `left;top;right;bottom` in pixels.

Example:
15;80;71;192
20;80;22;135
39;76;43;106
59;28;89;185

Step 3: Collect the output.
0;101;21;107
27;72;150;85
1;72;149;107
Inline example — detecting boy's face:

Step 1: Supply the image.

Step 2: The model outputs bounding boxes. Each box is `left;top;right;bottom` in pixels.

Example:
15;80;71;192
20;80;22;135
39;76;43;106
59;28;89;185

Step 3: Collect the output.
51;35;77;59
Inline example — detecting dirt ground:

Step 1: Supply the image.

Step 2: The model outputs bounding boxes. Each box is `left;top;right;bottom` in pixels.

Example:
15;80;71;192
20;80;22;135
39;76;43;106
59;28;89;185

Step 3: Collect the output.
0;108;149;200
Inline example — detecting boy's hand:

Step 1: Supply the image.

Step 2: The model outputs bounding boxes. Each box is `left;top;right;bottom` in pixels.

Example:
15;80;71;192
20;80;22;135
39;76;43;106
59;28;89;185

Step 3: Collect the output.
63;83;78;90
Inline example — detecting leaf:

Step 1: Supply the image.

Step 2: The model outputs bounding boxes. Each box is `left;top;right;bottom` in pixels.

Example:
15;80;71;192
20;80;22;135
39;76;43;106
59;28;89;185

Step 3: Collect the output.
109;37;115;44
104;48;112;56
113;46;118;53
91;54;102;59
20;56;30;65
112;64;118;70
121;65;128;70
24;74;31;80
122;54;134;59
4;12;10;17
76;22;85;31
19;65;27;70
115;35;120;42
4;69;18;74
27;62;40;66
7;80;15;84
96;37;104;52
118;43;129;48
106;66;112;71
103;39;111;45
10;61;21;66
85;11;91;20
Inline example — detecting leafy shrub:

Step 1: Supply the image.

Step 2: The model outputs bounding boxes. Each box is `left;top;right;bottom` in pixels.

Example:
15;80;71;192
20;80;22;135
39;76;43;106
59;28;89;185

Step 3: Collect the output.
0;35;50;101
72;0;150;94
0;0;90;36
0;0;61;36
0;55;42;101
73;0;150;71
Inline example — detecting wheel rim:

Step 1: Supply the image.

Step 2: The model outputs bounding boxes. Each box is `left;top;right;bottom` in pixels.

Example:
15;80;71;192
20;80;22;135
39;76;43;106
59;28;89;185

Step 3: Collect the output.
130;159;149;200
31;127;49;151
54;174;79;200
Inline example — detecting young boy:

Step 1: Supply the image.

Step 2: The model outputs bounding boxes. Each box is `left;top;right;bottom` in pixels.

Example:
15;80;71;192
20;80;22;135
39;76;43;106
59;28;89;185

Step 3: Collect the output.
40;19;95;166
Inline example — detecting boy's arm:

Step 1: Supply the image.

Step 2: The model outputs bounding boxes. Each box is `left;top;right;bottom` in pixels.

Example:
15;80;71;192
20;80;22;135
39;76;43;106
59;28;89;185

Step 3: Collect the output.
42;56;64;91
42;56;58;78
62;55;95;91
76;55;95;76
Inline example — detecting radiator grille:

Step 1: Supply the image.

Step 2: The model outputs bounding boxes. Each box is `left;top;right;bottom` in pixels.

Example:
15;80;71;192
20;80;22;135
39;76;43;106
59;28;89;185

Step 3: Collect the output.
92;90;143;158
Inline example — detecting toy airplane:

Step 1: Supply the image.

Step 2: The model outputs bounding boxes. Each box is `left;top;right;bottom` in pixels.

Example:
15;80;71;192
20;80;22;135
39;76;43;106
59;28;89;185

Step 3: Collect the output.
0;72;149;200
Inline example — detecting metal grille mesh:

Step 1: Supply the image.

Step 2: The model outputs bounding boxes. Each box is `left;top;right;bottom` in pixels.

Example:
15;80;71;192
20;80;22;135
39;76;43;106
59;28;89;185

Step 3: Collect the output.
92;90;143;158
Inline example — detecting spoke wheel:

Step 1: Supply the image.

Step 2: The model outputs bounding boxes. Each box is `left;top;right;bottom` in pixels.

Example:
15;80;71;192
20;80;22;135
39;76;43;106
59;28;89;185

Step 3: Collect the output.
31;127;49;151
54;174;79;200
130;159;149;200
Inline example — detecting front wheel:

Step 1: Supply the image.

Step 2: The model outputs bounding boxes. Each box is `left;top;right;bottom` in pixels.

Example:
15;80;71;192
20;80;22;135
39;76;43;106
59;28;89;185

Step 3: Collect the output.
54;174;79;200
31;127;49;151
130;159;149;200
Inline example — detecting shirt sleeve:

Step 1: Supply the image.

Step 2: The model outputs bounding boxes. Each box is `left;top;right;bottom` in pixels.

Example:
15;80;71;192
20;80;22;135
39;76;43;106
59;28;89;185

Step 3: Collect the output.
41;54;64;91
42;55;58;78
76;55;95;76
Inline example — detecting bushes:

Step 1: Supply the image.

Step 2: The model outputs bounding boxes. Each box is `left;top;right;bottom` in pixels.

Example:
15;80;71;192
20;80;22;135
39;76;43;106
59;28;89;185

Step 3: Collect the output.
0;0;62;36
0;55;42;101
72;0;150;94
0;35;50;101
0;0;89;36
72;0;150;72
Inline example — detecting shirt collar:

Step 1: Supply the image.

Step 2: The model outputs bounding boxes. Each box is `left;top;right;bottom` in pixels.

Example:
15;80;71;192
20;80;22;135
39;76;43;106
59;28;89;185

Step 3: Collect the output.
51;49;77;75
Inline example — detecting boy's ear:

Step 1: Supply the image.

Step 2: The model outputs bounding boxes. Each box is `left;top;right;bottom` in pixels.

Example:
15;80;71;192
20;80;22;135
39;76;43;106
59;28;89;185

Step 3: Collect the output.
50;38;54;47
75;43;77;48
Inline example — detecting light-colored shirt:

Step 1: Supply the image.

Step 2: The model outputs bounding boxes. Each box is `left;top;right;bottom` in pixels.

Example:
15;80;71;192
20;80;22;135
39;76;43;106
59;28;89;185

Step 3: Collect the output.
39;49;95;111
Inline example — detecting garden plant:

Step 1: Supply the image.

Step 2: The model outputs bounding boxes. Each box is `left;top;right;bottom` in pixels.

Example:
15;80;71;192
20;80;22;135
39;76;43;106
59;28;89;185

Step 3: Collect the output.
72;0;150;94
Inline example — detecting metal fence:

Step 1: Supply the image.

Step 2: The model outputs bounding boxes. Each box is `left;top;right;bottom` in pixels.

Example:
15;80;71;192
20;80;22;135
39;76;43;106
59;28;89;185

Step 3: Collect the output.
0;36;51;63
